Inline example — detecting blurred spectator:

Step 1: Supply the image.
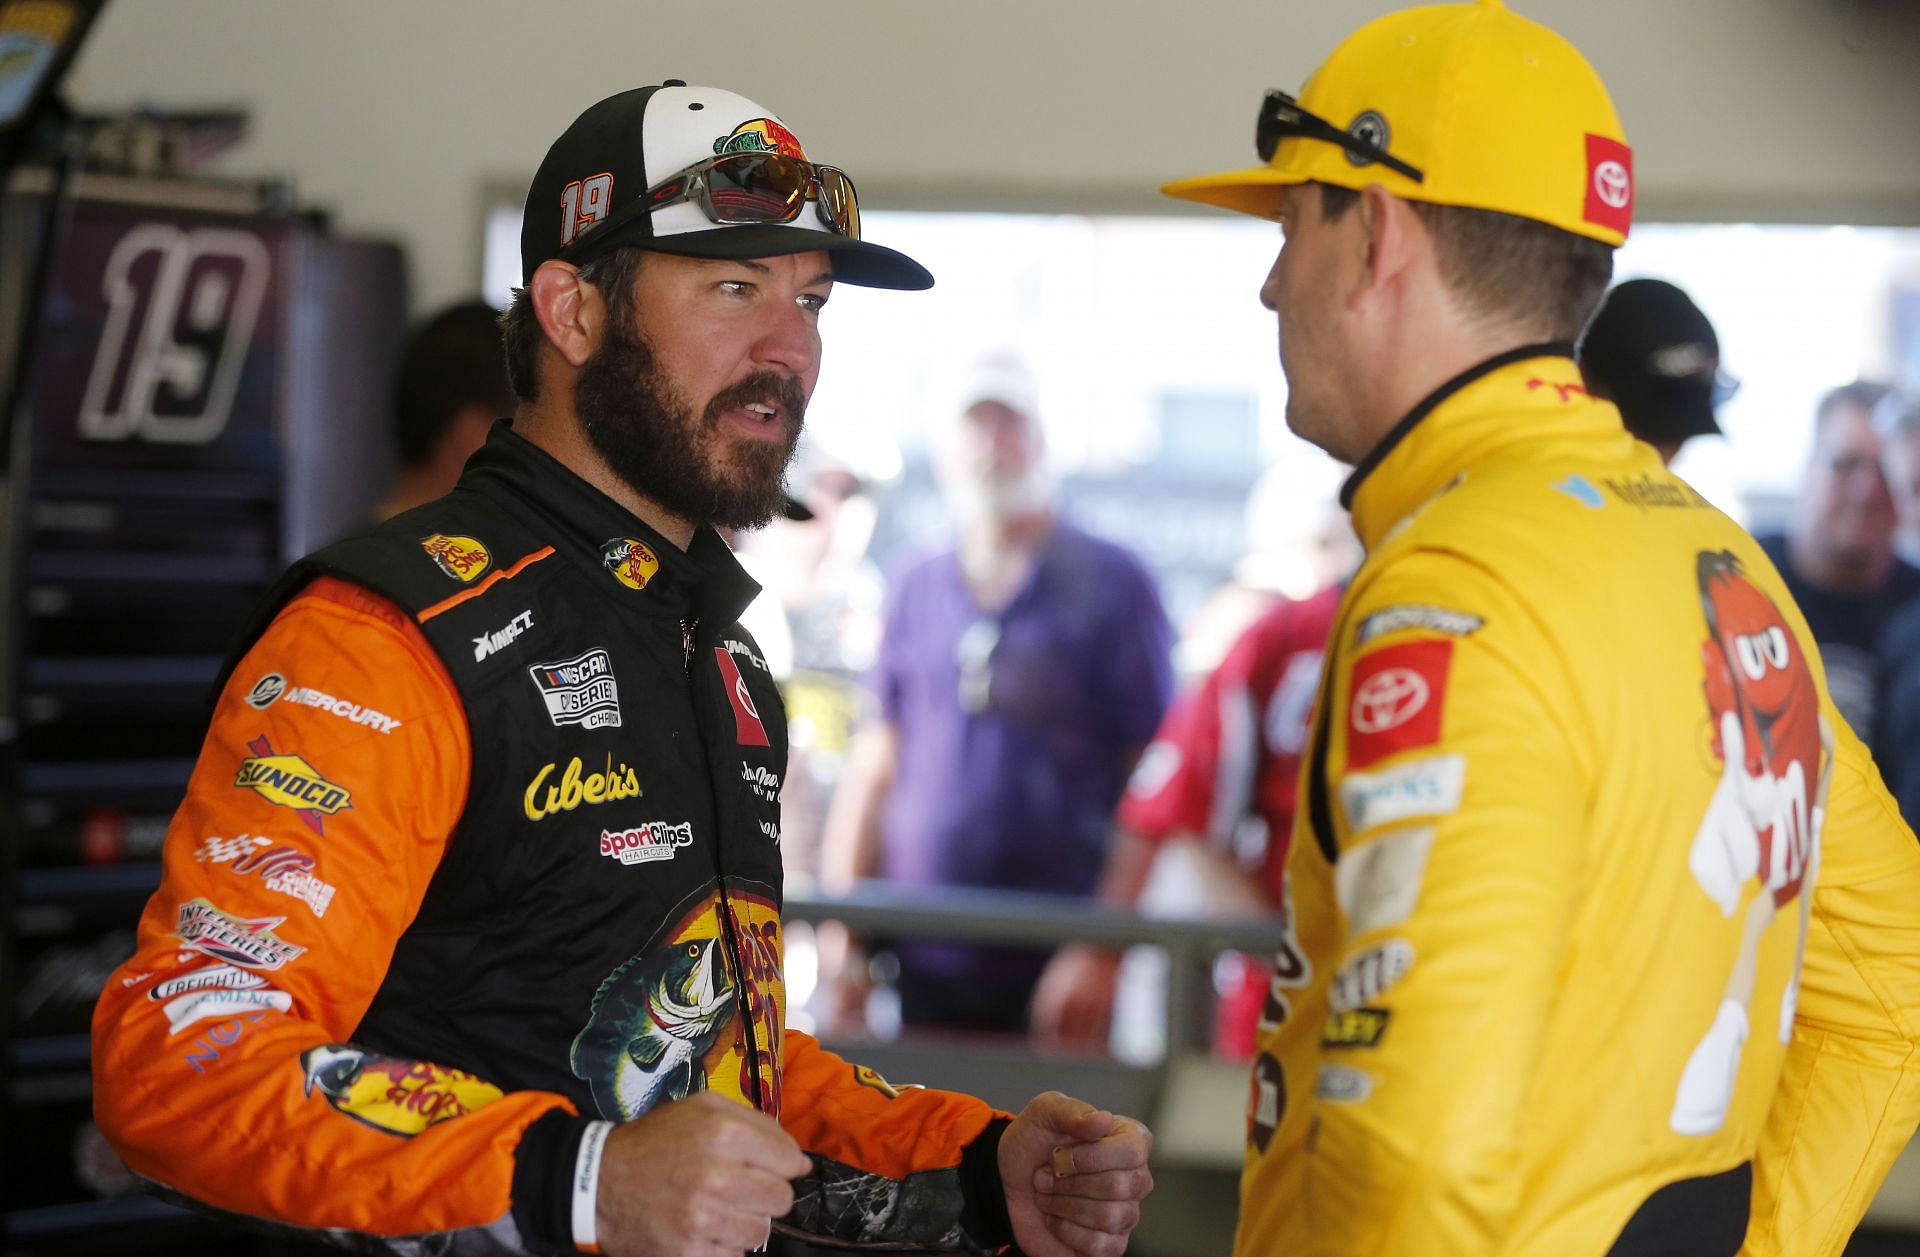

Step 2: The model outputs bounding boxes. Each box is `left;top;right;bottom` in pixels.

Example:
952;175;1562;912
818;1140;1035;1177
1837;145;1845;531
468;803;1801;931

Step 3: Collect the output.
735;441;889;884
1578;278;1735;466
1756;381;1920;738
372;300;513;521
819;352;1175;1032
1875;390;1920;826
1030;496;1356;1055
1878;388;1920;569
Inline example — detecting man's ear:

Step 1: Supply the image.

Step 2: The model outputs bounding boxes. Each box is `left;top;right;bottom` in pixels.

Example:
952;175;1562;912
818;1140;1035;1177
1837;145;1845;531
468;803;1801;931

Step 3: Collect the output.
529;259;603;370
1351;184;1419;308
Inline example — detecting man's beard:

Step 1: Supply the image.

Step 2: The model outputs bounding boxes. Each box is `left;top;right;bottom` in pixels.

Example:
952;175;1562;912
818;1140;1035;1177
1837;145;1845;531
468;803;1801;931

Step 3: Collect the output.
574;318;805;531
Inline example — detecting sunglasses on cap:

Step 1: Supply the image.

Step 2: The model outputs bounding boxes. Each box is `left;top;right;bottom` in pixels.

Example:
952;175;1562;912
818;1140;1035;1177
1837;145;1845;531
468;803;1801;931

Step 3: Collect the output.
1256;89;1425;184
645;151;862;238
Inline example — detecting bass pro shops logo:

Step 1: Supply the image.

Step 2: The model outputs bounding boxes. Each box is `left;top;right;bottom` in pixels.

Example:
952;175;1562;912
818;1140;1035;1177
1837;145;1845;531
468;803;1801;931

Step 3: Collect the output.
602;537;660;591
301;1044;504;1137
420;533;492;583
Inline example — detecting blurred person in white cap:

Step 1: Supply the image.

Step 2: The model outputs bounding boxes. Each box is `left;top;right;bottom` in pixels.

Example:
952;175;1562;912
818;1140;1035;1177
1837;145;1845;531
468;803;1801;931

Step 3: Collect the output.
1163;2;1920;1253
1577;278;1735;467
93;84;1151;1257
820;350;1175;1035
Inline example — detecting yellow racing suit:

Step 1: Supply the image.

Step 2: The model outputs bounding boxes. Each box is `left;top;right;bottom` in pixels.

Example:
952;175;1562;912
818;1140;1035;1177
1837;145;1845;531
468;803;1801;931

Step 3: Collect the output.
1237;346;1920;1256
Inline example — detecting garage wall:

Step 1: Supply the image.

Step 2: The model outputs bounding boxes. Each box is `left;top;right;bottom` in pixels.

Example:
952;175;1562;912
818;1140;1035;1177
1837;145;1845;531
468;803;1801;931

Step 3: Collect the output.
65;0;1920;313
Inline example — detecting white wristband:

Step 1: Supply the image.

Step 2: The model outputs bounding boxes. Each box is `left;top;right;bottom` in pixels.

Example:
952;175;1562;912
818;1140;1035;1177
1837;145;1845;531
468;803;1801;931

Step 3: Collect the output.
571;1120;615;1253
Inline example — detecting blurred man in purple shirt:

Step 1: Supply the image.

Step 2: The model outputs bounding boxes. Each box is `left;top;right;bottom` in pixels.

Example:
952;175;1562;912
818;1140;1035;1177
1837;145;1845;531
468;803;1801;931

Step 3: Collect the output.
822;353;1175;1030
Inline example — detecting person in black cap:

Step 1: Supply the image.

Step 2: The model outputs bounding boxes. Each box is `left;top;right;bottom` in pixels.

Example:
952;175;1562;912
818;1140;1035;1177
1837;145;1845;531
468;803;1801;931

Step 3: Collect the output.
1577;278;1733;466
93;83;1151;1257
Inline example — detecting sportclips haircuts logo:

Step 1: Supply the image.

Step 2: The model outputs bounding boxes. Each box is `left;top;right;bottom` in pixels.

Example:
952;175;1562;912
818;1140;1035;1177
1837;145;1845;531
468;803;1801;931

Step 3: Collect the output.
523;755;642;821
600;821;694;865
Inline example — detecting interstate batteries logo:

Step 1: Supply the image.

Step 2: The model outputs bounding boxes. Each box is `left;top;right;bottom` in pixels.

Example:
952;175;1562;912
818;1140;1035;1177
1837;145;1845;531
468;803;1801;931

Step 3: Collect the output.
175;898;307;971
234;736;352;835
420;533;491;582
602;537;660;591
528;649;621;730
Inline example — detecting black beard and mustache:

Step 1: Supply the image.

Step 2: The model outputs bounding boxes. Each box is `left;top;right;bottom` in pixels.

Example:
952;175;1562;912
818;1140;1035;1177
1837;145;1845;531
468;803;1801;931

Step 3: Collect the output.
574;316;806;531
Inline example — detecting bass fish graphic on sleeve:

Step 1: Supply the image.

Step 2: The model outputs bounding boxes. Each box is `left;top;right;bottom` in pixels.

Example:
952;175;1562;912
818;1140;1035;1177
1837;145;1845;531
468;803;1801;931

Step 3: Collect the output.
571;936;737;1120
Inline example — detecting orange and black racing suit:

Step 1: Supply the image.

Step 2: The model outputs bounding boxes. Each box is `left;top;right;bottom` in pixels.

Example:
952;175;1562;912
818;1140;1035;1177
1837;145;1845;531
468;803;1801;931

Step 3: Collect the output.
91;426;1013;1253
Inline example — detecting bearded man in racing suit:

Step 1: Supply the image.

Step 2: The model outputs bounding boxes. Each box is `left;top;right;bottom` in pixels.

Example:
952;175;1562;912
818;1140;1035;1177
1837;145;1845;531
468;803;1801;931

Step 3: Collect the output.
91;84;1153;1257
1163;4;1920;1255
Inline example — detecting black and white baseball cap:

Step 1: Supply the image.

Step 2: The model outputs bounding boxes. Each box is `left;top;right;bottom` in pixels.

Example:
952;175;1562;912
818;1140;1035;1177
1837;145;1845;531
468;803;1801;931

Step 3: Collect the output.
519;82;932;290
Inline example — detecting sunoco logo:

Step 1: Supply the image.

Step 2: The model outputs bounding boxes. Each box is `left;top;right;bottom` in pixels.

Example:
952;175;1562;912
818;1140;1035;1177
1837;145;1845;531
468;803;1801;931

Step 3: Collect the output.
599;821;693;865
234;736;352;835
528;648;621;730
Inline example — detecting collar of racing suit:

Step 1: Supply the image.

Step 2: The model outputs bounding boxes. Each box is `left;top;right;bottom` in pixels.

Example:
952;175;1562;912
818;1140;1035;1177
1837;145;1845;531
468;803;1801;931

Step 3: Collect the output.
465;419;764;630
1340;342;1600;548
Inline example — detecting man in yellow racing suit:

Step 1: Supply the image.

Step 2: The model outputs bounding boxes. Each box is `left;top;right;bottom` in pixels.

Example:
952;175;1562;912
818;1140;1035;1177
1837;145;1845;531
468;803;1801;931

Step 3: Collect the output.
1162;3;1920;1253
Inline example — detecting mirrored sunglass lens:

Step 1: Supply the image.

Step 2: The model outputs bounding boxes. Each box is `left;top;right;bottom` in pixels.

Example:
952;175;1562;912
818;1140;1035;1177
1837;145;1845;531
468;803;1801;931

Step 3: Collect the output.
706;154;807;223
816;168;859;237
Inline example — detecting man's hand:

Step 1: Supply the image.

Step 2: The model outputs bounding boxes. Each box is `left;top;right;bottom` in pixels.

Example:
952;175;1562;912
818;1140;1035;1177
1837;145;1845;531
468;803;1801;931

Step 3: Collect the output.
595;1091;812;1257
999;1091;1153;1257
1029;945;1124;1048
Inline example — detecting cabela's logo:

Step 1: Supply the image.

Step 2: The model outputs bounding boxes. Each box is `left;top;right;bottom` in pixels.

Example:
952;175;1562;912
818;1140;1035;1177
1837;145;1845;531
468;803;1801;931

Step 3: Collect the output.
234;736;352;835
524;754;643;821
601;537;660;591
420;533;491;583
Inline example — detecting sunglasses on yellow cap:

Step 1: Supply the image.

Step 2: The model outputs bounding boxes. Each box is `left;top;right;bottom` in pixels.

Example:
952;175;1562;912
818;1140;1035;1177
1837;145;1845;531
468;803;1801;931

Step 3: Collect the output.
1256;89;1425;184
644;151;862;237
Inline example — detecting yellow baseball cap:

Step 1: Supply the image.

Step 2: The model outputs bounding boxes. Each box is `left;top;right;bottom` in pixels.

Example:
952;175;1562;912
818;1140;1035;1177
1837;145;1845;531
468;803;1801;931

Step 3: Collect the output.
1162;0;1633;245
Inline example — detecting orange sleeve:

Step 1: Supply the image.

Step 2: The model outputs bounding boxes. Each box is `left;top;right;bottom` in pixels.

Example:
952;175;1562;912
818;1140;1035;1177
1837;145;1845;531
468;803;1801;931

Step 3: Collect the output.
90;577;577;1239
779;1029;1015;1249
